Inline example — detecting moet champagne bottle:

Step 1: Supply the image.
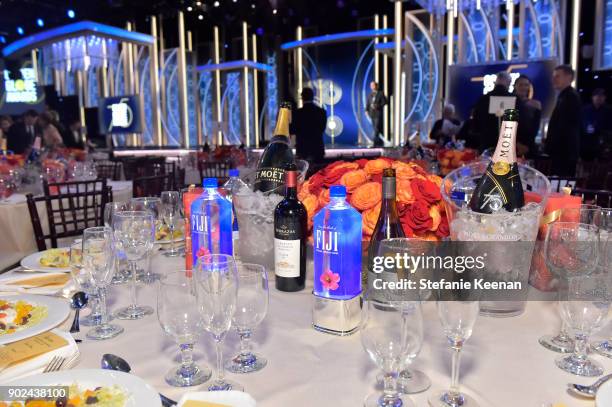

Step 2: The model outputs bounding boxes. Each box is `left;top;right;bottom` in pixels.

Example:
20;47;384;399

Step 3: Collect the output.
468;109;525;213
253;102;295;193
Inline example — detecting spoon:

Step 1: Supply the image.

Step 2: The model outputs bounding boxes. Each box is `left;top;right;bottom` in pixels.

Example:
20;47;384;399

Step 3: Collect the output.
101;354;177;407
568;373;612;398
69;292;88;334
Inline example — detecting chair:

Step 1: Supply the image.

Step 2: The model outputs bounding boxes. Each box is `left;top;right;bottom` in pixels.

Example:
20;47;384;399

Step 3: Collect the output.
133;173;174;198
120;156;166;180
95;160;122;181
572;188;612;208
26;179;110;251
198;160;231;184
548;176;578;193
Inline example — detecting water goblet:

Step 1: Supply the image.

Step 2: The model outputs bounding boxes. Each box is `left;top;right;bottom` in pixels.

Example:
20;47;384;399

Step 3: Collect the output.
160;191;181;257
196;254;243;392
69;240;102;327
429;300;480;407
104;201;130;285
130;197;162;282
157;270;212;386
226;263;269;374
82;227;124;340
361;299;421;407
112;211;155;320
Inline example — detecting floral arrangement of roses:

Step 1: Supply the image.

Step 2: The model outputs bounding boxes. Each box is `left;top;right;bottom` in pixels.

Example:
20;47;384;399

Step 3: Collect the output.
298;158;449;241
437;148;478;176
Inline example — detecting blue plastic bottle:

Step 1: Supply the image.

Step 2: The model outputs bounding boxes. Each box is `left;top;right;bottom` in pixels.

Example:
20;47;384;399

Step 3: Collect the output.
190;178;233;267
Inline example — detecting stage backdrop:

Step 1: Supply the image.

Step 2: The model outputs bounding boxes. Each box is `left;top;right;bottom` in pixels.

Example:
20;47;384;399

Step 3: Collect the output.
447;59;558;122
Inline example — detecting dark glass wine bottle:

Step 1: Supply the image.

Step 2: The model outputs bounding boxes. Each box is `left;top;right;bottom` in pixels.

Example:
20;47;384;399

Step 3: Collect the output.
253;102;295;193
366;168;405;278
468;109;525;213
273;163;307;292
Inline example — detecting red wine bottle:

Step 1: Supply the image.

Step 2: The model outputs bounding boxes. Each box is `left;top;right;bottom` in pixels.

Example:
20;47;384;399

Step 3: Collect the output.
253;102;295;193
273;163;307;292
469;109;525;213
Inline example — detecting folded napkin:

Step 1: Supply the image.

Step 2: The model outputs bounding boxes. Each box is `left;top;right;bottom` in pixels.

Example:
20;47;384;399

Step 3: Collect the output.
0;193;26;205
0;272;71;295
177;391;257;407
0;329;79;382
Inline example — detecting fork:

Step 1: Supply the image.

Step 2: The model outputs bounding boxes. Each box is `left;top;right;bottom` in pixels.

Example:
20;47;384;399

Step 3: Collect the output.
42;356;66;373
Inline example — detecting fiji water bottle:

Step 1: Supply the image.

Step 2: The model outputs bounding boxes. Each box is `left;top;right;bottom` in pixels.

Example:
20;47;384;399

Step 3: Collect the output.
221;169;241;252
312;185;362;335
190;178;233;267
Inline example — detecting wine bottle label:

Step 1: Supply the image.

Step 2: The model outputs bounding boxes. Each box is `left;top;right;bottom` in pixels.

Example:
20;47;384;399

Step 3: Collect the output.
255;167;285;186
274;238;301;278
491;121;517;163
492;162;510;176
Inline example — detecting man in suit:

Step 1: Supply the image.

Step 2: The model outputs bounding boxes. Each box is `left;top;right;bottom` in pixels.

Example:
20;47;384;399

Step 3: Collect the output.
545;65;582;176
366;81;387;147
6;109;38;154
472;71;515;152
290;87;327;163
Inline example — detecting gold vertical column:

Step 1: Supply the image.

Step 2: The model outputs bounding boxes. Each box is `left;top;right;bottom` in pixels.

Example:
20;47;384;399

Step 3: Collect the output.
374;15;380;83
445;12;455;101
213;26;223;146
383;15;389;143
150;16;163;146
125;22;136;146
30;50;39;82
393;1;402;146
53;69;61;95
76;70;87;145
159;15;167;141
252;33;260;148
296;26;303;108
100;39;109;98
188;30;203;146
242;21;251;147
506;0;515;61
570;0;581;86
177;11;190;148
518;1;526;59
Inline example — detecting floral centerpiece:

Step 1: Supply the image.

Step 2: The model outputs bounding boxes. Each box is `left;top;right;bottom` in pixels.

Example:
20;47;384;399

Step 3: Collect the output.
298;158;449;241
436;148;478;176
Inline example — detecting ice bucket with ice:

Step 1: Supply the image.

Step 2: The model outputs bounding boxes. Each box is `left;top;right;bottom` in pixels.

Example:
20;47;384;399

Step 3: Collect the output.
441;161;551;317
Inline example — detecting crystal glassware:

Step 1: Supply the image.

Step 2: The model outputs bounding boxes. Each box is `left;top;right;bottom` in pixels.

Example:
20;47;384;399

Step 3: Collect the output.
557;272;611;376
540;222;600;353
69;240;103;327
160;191;181;258
130;197;162;283
361;299;421;407
226;263;269;374
112;211;155;320
196;254;243;392
104;201;130;285
82;227;124;340
429;300;480;407
157;270;212;386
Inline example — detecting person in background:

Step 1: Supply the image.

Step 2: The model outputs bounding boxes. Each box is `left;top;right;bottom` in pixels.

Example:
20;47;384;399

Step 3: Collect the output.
366;81;387;147
290;87;327;163
472;71;515;152
581;88;612;162
513;75;542;158
62;118;84;148
36;112;63;149
0;115;13;136
6;110;38;154
430;103;461;145
545;65;582;176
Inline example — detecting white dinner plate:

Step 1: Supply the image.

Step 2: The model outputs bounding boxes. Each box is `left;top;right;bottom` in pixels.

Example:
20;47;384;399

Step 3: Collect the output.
0;294;70;345
597;379;612;407
20;248;71;273
6;369;161;407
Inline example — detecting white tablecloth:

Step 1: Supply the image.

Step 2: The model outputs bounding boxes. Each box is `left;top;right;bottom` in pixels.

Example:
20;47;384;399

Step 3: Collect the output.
0;180;132;271
18;252;610;407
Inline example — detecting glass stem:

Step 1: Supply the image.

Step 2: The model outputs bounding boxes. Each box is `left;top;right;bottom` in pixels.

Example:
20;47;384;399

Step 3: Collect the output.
449;346;462;398
557;279;571;342
382;360;398;401
179;343;195;374
98;286;108;327
169;223;176;254
573;333;589;363
215;341;224;382
239;329;252;356
129;261;138;310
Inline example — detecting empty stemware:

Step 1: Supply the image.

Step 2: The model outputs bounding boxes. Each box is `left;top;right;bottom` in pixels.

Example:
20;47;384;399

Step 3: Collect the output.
104;201;130;285
130;197;162;282
69;240;103;327
160;191;182;258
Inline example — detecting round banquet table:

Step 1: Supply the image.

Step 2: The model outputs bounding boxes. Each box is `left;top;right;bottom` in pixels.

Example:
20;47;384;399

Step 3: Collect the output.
0;180;132;271
57;252;612;407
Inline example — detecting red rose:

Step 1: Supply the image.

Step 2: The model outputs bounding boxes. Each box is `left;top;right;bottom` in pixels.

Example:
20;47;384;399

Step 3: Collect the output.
369;173;383;184
323;167;353;186
435;215;450;238
401;201;433;233
355;158;369;168
308;173;325;196
411;179;441;205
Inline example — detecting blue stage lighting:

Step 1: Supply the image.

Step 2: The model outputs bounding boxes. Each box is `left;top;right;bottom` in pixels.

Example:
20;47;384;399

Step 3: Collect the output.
67;9;76;18
36;19;44;27
256;27;264;35
0;36;5;44
17;27;24;35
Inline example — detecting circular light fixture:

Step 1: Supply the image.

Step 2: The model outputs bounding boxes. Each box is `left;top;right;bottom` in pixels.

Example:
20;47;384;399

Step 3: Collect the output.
36;18;44;27
251;3;255;8
213;0;220;6
196;1;202;5
187;6;193;11
17;26;24;35
198;14;204;20
272;8;277;14
67;9;76;18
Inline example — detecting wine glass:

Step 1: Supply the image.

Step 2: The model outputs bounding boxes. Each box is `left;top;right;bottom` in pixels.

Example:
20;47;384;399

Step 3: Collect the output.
160;191;181;258
557;271;611;376
226;263;269;374
130;197;162;282
157;270;212;386
69;240;101;327
112;211;155;320
195;254;243;392
539;209;602;354
82;227;124;340
104;201;130;285
361;299;421;407
429;300;480;407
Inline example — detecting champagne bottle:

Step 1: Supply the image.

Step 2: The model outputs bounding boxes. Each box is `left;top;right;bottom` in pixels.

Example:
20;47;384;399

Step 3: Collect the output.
273;163;307;292
253;102;295;193
468;109;524;213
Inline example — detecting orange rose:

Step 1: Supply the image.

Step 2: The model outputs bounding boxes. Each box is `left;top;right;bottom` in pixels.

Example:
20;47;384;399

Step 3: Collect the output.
415;231;439;241
392;161;421;180
362;203;381;236
396;179;416;204
364;158;392;175
350;182;381;211
427;174;443;188
429;204;442;231
340;169;368;192
302;194;319;222
298;184;310;201
318;188;330;208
